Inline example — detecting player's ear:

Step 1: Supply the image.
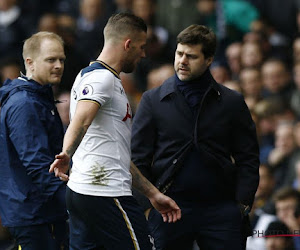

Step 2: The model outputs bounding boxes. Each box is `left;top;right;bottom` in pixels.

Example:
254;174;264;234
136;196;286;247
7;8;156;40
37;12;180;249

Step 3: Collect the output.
206;56;214;67
124;39;131;51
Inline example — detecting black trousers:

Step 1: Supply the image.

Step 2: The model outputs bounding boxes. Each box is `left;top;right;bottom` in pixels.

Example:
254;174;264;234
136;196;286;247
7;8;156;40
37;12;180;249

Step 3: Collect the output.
148;199;244;250
66;187;153;250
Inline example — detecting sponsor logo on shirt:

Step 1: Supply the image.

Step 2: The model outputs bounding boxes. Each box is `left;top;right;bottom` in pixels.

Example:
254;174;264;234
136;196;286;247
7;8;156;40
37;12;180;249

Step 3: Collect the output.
122;103;132;122
73;90;77;100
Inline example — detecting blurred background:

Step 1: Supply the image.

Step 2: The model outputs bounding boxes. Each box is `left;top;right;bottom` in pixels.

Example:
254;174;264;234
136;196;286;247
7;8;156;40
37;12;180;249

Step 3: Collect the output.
2;1;300;249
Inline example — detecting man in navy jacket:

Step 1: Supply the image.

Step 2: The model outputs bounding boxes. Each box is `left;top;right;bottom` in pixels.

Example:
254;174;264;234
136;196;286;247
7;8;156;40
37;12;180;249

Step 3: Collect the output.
0;32;68;249
131;24;260;249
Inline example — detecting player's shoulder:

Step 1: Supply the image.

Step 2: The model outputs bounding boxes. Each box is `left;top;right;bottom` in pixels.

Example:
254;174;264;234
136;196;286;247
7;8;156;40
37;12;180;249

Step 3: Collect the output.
83;68;115;83
80;61;119;83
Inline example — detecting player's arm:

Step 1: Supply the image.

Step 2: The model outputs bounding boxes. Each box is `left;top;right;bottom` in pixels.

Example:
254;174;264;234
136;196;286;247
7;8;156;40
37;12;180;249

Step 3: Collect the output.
130;162;181;223
49;100;100;180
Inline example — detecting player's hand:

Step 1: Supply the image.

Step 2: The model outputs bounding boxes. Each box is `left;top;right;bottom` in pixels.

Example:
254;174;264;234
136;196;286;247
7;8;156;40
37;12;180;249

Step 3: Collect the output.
149;192;181;223
49;152;70;181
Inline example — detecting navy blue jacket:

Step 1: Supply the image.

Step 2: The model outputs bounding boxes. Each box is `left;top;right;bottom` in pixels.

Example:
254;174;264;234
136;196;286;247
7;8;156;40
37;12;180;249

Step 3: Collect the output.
132;74;259;207
0;77;67;227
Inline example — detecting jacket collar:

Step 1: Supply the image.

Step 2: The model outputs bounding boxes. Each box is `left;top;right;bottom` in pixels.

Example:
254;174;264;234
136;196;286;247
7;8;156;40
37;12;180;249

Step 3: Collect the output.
159;72;221;101
0;75;53;107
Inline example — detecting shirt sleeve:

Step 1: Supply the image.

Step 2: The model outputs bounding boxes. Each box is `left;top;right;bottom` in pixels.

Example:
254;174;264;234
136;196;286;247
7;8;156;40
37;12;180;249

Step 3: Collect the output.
77;70;115;107
7;98;62;196
231;94;260;206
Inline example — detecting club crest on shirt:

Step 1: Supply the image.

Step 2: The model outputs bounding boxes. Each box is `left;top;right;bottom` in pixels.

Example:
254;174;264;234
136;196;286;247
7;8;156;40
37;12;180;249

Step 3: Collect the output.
81;84;93;96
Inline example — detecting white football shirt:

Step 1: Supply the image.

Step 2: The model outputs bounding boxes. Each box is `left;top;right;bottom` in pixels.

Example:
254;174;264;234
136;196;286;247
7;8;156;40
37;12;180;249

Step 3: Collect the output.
67;61;133;197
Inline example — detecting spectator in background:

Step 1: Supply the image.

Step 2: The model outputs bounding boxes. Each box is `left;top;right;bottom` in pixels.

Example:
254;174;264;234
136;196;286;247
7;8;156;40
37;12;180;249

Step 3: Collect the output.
253;97;291;165
132;0;174;56
132;0;174;92
261;58;294;106
273;188;300;236
251;18;291;63
196;0;259;60
209;60;231;84
120;72;141;115
243;30;270;58
55;0;80;17
240;67;262;99
146;63;174;90
114;0;133;13
293;35;300;64
268;122;299;189
264;221;294;250
57;14;86;92
0;31;68;249
155;0;199;38
240;41;264;69
222;79;242;93
56;91;71;131
290;61;300;119
75;0;107;65
250;0;297;41
281;122;300;189
291;160;300;191
246;164;276;250
294;122;300;154
134;26;174;91
0;0;32;61
225;42;242;80
37;13;59;33
239;67;262;109
252;164;275;214
247;20;281;60
0;57;23;86
247;187;300;250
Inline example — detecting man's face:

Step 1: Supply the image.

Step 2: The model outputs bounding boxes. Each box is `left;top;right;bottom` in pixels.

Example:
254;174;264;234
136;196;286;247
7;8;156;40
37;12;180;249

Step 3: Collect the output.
275;125;295;155
240;69;262;96
123;31;147;73
174;43;212;81
262;62;289;93
29;38;65;85
276;198;298;222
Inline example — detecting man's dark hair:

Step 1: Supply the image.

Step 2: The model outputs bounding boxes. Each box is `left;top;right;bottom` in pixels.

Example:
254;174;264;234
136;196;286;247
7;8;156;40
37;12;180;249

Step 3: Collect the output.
273;187;300;203
265;221;290;236
176;24;216;59
104;12;147;42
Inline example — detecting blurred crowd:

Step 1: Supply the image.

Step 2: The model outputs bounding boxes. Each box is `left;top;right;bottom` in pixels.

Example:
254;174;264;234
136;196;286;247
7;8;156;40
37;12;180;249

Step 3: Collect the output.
2;0;300;249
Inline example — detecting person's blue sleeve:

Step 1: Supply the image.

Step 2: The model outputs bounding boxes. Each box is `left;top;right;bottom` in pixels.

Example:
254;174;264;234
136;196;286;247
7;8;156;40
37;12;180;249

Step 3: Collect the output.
6;99;61;194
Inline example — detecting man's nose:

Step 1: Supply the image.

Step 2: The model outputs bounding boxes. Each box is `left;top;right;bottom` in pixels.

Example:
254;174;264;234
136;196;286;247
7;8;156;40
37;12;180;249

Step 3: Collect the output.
55;60;64;68
180;55;188;64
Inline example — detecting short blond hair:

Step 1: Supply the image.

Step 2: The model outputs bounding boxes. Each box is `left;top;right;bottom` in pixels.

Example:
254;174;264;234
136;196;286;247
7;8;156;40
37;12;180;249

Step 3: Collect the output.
22;31;64;61
103;13;147;43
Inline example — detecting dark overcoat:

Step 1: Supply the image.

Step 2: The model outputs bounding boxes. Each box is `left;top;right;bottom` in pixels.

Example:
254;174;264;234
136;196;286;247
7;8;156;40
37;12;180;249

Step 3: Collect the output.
131;74;259;208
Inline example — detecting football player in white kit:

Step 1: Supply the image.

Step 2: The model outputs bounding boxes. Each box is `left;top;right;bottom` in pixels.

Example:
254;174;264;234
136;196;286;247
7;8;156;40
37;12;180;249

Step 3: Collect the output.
50;12;181;250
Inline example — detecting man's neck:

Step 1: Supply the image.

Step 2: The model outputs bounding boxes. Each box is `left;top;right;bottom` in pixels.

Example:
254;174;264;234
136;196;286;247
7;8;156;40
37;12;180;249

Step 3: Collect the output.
25;73;44;86
97;45;122;75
